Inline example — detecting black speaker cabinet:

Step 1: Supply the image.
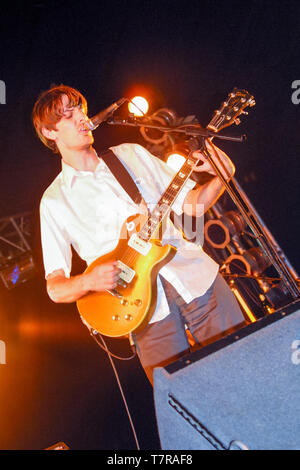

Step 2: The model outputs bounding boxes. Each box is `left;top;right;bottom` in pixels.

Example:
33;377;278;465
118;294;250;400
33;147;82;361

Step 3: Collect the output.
154;300;300;450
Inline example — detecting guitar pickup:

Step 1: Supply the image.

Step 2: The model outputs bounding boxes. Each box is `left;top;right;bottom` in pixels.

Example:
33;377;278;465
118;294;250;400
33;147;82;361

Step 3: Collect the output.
117;260;136;284
128;233;152;256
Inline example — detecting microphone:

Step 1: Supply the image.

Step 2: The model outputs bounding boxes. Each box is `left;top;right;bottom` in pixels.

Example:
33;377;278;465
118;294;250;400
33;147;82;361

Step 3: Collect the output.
86;97;127;130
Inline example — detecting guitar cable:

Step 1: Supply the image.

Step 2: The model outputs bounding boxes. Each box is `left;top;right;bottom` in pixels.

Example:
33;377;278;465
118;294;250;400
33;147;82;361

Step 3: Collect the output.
89;330;140;450
90;329;137;360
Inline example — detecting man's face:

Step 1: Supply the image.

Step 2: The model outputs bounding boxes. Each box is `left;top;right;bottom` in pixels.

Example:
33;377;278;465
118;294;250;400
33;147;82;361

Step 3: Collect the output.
49;94;94;152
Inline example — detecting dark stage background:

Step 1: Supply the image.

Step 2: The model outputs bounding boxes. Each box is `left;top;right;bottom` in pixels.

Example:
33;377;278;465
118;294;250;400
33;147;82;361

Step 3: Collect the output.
0;0;299;450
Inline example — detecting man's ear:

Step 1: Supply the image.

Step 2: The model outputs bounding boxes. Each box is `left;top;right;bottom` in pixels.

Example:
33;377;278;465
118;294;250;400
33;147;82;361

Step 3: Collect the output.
41;127;57;141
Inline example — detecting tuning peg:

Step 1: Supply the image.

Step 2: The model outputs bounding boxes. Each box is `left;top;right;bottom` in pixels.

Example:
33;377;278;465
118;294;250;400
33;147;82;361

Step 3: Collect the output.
242;110;248;115
235;118;241;125
249;99;256;107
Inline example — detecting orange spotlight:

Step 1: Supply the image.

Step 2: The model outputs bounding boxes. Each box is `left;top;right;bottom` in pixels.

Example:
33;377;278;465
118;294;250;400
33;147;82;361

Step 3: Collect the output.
166;142;190;171
166;153;186;172
128;96;149;116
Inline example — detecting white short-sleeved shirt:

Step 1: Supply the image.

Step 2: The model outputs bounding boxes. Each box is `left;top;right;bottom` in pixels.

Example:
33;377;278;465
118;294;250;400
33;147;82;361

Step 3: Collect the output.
40;143;219;323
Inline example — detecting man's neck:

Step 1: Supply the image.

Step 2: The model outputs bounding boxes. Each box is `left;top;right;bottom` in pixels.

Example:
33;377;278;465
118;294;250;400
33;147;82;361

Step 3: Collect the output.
60;145;99;172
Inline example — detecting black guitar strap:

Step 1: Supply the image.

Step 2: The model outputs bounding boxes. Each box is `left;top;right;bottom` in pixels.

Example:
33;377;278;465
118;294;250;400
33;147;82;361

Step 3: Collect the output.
99;148;143;205
99;147;197;243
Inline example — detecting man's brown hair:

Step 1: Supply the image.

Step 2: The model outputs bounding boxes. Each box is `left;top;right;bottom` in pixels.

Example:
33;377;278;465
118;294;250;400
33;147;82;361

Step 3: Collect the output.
32;84;87;153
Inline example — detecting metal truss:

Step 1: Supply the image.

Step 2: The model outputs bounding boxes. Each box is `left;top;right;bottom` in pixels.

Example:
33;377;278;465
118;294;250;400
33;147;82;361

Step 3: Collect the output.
0;212;33;267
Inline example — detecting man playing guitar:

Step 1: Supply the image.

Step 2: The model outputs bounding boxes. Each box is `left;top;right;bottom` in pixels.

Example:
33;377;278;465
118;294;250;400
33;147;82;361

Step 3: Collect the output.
33;84;245;384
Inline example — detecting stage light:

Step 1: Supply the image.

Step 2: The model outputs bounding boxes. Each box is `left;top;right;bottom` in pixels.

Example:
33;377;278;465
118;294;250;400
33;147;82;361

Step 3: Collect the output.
140;108;178;144
0;252;36;289
45;442;70;450
224;247;272;276
128;96;149;116
166;153;186;172
204;210;247;249
165;142;191;171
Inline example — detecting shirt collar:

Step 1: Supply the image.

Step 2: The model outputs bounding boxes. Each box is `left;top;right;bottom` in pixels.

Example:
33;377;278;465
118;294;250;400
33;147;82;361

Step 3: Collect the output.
61;156;107;189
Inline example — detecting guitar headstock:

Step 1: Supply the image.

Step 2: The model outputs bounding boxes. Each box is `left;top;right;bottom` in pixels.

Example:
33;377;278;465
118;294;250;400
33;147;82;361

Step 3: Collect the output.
207;88;255;132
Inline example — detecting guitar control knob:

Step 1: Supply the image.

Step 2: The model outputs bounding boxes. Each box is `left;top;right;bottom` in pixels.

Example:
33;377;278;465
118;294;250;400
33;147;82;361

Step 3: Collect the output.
125;314;133;321
112;315;120;321
121;298;128;306
134;299;142;306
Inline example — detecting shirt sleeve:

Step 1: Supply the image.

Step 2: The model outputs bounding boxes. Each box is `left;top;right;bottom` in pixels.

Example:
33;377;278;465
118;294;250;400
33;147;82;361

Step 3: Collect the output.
40;198;72;279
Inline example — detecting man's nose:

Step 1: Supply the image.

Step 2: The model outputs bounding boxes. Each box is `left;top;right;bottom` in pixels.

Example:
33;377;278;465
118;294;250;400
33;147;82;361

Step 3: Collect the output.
75;107;88;122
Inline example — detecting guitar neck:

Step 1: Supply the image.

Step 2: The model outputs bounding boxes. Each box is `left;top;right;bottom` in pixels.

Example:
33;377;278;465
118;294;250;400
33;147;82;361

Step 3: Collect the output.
138;152;201;241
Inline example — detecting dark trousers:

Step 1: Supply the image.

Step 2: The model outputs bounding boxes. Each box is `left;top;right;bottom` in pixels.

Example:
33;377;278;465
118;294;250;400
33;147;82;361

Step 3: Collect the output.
133;273;246;384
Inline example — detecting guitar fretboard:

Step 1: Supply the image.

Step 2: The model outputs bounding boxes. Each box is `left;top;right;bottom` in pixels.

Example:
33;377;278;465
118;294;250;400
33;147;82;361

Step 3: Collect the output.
138;153;200;241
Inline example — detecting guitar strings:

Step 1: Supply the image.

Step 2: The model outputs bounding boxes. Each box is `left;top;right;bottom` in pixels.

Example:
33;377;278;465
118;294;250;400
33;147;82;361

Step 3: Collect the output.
117;154;198;268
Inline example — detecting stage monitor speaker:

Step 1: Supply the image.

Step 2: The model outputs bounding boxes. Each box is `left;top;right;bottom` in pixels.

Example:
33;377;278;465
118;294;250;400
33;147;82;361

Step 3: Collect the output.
153;301;300;450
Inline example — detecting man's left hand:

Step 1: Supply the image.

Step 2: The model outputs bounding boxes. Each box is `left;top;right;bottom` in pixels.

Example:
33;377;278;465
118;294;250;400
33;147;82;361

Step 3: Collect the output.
191;150;215;174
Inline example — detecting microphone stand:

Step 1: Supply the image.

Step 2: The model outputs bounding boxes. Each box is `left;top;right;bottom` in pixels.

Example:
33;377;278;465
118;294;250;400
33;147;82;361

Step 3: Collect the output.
107;117;246;142
106;116;300;300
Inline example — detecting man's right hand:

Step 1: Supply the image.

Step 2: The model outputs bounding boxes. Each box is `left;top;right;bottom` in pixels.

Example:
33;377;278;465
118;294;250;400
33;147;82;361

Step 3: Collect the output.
84;261;121;292
46;261;121;303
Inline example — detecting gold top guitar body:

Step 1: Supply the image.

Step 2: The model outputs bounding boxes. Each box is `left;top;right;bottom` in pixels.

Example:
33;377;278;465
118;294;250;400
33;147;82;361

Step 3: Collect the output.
77;214;176;337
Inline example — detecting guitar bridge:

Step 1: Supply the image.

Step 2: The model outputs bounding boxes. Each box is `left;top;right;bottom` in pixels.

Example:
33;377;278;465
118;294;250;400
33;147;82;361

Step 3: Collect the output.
106;288;122;298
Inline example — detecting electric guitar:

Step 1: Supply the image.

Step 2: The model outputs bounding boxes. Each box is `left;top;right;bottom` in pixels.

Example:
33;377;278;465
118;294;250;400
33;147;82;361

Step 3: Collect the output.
77;88;255;337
